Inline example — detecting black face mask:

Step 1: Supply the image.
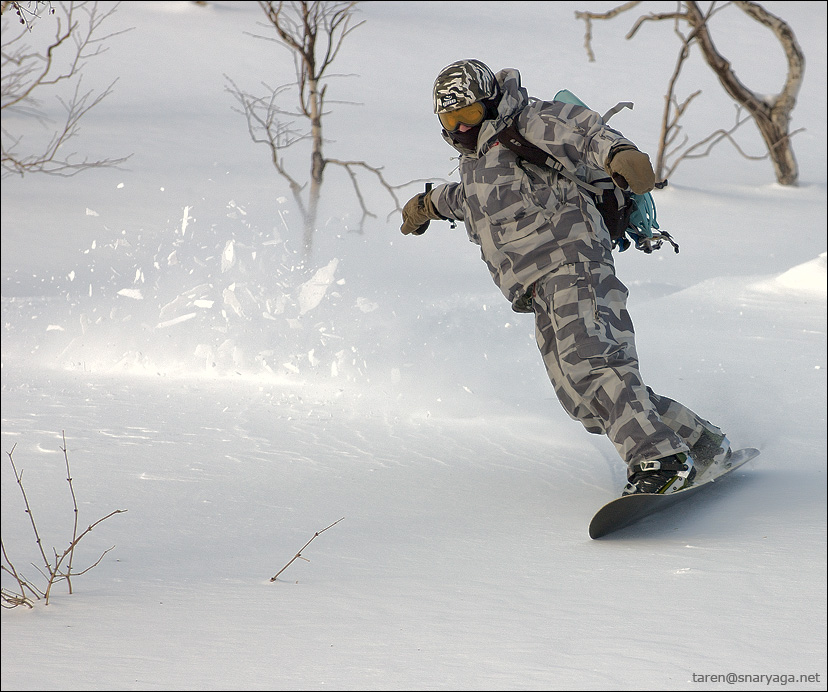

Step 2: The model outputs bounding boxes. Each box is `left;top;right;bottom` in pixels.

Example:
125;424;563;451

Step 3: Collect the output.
447;123;482;150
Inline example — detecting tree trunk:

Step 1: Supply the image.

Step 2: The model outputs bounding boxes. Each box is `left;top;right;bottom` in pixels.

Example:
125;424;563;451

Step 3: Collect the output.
304;73;325;255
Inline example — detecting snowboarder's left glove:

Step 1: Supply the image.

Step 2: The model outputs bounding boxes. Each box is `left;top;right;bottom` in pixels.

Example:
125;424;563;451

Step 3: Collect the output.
606;147;656;195
401;189;444;235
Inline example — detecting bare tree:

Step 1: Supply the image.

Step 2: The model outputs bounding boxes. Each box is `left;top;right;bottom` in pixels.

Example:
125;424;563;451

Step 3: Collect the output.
575;1;805;186
1;1;131;178
226;1;407;257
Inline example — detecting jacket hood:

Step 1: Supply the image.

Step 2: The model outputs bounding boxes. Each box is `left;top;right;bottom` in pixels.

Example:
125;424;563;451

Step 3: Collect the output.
440;67;528;156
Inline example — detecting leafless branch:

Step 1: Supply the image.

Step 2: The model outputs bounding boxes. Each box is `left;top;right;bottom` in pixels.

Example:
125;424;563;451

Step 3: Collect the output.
44;510;124;603
574;1;641;61
573;0;805;185
270;516;344;582
225;74;309;218
1;1;56;32
662;104;753;180
1;1;132;177
5;443;52;574
324;159;437;230
1;540;40;608
60;430;79;589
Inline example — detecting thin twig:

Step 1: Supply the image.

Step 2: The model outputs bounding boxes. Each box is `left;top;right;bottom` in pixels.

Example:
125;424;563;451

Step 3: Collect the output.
6;444;51;573
61;431;79;592
270;517;345;582
44;510;126;604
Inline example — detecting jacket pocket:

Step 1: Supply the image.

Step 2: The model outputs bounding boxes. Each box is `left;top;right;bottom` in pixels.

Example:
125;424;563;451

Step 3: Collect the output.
482;169;545;245
541;267;625;365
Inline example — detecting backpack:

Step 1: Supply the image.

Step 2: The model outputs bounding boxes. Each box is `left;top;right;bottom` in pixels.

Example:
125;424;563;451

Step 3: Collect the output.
498;89;678;254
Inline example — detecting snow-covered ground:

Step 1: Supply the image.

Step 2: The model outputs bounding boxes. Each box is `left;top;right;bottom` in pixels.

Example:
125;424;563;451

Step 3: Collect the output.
2;2;825;690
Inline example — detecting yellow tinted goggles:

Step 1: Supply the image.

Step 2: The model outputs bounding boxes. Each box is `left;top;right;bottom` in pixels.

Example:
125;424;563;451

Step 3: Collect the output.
438;101;486;132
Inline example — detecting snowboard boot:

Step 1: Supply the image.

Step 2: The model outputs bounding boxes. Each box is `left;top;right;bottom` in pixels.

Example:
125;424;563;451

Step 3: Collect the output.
623;452;696;496
689;428;731;475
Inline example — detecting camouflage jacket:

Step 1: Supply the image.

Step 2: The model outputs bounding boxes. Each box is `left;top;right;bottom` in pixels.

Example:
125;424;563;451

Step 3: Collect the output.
430;68;637;309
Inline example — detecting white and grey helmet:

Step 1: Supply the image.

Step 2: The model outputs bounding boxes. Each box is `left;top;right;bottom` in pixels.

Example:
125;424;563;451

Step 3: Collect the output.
432;59;498;114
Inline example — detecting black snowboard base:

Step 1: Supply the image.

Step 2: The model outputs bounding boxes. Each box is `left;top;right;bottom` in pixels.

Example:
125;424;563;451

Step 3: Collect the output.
589;448;760;539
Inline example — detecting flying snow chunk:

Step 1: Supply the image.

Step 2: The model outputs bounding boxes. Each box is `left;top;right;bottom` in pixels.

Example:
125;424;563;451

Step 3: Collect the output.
221;239;236;273
85;208;99;216
223;286;244;317
156;313;196;329
180;205;192;236
355;297;379;313
298;258;339;315
117;288;143;300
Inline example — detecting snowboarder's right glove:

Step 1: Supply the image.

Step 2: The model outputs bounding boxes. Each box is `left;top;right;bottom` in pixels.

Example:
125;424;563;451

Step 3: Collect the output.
401;189;445;235
606;147;656;195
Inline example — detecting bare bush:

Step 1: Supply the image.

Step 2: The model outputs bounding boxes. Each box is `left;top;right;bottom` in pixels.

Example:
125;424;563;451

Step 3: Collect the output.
1;433;126;608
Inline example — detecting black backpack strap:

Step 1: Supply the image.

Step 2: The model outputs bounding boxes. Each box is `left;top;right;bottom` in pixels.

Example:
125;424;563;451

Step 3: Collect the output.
497;122;603;195
498;123;565;172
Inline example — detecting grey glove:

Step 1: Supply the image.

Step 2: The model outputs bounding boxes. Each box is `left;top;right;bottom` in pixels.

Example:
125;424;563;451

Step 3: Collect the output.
401;189;444;235
606;147;656;195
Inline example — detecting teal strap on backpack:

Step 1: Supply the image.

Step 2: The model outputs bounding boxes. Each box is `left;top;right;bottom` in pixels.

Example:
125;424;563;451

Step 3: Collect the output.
628;191;679;253
554;89;588;108
629;192;658;238
554;89;633;122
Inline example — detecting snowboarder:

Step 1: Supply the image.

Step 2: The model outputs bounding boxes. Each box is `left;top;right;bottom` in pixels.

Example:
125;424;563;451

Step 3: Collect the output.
400;59;731;496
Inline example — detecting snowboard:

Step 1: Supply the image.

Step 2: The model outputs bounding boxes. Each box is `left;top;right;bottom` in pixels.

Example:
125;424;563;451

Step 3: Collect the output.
589;447;760;539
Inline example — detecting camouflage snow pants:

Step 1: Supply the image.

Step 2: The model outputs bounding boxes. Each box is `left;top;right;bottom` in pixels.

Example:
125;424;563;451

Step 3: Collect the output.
532;261;717;469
